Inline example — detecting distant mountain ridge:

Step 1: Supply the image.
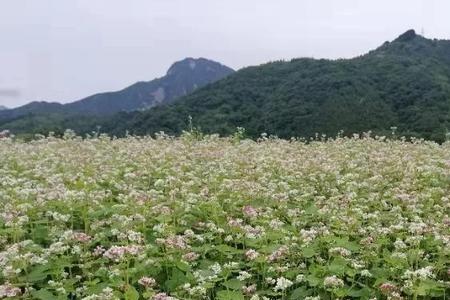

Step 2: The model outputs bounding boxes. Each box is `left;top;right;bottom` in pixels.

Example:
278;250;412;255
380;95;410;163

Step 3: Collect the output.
101;30;450;142
0;105;7;111
64;58;234;115
0;58;234;121
3;30;450;142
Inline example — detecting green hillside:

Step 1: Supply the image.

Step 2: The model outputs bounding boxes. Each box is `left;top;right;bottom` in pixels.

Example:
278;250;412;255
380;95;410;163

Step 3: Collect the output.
103;30;450;142
3;30;450;142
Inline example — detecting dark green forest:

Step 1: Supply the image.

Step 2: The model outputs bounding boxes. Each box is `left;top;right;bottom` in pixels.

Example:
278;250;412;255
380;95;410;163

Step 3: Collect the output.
2;30;450;142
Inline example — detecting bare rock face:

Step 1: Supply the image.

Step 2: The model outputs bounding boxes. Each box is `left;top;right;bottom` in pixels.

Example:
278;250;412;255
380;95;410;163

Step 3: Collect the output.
67;57;235;114
151;87;166;104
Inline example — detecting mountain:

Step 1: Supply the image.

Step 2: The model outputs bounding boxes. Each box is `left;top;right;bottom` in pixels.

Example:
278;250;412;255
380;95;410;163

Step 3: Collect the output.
64;58;234;115
0;58;234;125
3;30;450;142
99;30;450;142
0;105;7;111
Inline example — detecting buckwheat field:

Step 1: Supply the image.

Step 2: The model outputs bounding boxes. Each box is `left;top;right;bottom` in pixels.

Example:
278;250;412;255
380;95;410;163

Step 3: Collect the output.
0;133;449;300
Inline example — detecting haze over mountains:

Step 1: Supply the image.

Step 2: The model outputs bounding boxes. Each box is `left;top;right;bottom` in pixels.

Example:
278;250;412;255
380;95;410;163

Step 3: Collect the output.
2;30;450;142
0;57;234;119
64;58;235;115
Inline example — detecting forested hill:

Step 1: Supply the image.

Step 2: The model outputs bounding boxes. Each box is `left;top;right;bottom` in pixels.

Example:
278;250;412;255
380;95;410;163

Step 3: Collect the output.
0;58;234;132
102;30;450;142
3;30;450;142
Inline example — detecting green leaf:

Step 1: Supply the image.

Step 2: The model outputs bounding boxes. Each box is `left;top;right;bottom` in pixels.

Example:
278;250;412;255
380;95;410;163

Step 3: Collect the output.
304;204;318;215
215;244;239;254
165;268;187;292
302;246;317;258
330;236;360;252
216;290;245;300
415;280;444;296
176;260;190;272
62;278;79;292
31;225;49;244
259;244;281;254
32;289;56;300
333;287;349;298
345;268;357;277
27;265;50;282
52;257;73;269
347;287;371;298
289;286;310;299
328;257;348;275
222;279;244;290
307;275;322;287
124;285;139;300
86;282;111;294
265;231;284;241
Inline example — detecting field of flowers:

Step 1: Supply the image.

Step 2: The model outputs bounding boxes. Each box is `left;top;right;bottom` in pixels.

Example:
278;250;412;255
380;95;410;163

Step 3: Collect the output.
0;132;449;299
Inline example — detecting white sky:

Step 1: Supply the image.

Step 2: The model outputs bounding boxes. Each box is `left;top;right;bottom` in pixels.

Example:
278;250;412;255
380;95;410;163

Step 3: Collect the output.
0;0;449;107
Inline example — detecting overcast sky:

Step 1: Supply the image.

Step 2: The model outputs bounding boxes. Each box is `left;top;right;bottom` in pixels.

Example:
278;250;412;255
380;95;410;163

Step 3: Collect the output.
0;0;449;108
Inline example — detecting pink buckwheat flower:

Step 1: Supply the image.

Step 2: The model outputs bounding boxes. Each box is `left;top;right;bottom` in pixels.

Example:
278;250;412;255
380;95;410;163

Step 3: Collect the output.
138;276;156;288
153;292;176;300
379;282;399;297
165;235;188;250
182;252;199;262
0;282;21;298
243;205;258;218
245;249;259;260
268;245;288;262
72;232;91;243
242;284;257;296
103;245;142;262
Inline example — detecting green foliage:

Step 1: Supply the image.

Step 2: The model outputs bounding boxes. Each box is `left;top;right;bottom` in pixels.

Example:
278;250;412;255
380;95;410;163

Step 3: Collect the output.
124;285;139;300
2;31;450;143
216;290;245;300
103;31;450;142
31;289;58;300
1;135;449;299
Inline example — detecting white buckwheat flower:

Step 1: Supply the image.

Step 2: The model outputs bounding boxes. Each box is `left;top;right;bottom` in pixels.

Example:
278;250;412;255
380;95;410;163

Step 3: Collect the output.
273;277;293;291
